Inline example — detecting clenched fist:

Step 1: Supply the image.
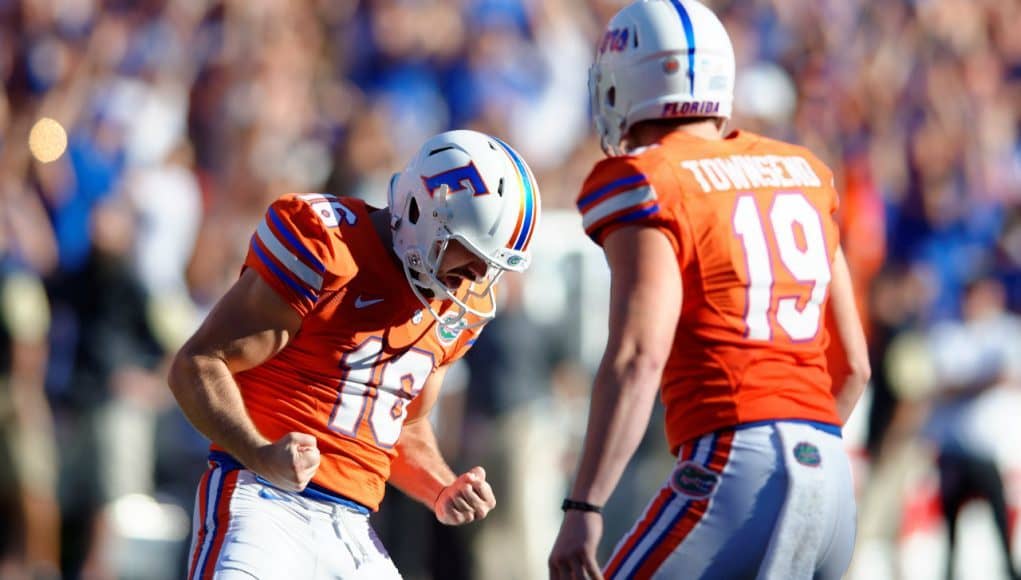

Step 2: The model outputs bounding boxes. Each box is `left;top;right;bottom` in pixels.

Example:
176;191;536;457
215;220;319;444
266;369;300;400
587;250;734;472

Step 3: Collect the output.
434;466;496;525
252;432;320;492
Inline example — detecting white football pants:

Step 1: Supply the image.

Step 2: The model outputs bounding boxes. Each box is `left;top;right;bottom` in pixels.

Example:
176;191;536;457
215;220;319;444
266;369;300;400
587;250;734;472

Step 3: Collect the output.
187;467;401;579
605;421;857;580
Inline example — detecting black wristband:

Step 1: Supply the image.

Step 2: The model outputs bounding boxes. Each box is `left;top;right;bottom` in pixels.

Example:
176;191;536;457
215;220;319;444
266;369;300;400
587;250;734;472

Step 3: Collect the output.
561;498;603;514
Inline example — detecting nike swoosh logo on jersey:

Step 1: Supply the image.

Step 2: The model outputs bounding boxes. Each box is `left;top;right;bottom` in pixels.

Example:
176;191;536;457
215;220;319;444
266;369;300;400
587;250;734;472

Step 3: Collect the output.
354;295;385;308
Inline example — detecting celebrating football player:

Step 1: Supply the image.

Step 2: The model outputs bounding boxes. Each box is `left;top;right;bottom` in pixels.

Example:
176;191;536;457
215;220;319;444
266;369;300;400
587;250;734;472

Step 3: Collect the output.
168;130;541;578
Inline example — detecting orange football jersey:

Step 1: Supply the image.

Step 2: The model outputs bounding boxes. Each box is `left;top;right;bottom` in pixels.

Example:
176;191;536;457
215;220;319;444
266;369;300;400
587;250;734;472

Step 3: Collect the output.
214;194;485;510
577;130;843;454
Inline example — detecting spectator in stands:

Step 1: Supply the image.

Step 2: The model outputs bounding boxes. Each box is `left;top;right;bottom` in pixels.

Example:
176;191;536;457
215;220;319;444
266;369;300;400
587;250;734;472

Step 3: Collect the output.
923;275;1021;580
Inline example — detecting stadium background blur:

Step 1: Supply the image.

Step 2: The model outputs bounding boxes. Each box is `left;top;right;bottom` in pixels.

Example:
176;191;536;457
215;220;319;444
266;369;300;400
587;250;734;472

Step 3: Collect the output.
0;0;1019;579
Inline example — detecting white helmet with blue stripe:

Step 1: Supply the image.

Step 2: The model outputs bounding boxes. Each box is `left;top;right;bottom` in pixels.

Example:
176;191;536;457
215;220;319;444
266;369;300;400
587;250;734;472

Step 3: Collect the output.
590;0;735;155
389;129;540;327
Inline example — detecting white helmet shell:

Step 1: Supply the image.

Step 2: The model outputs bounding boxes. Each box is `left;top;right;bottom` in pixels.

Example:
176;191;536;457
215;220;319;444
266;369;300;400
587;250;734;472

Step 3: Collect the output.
389;130;540;327
590;0;735;155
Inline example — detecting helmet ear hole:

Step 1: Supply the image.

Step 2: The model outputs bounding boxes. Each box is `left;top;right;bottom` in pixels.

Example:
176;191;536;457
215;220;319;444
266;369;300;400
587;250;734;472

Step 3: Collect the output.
607;86;616;107
409;197;420;225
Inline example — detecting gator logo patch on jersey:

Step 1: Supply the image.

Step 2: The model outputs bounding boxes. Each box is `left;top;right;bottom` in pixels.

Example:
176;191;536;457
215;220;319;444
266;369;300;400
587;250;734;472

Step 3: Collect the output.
436;314;467;345
670;461;720;498
793;442;822;467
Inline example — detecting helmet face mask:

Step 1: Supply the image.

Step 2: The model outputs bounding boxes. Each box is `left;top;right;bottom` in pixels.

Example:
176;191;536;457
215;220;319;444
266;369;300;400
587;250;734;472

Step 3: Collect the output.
397;228;507;331
389;130;540;329
590;64;626;156
590;0;736;155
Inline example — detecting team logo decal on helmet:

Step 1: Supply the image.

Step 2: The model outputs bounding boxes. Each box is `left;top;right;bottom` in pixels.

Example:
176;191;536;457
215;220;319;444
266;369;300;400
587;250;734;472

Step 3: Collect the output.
388;130;541;329
422;162;489;198
590;0;736;155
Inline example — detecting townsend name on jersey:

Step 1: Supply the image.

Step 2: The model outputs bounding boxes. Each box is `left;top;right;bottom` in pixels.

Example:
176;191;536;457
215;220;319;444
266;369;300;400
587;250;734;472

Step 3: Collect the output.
680;155;822;193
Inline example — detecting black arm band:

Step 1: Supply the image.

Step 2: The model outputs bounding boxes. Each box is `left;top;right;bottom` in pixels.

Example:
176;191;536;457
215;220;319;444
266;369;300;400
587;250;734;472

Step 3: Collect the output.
561;498;603;514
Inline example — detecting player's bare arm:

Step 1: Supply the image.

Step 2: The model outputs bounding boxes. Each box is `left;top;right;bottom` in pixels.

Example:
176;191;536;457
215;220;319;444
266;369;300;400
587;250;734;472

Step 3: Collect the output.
389;364;496;525
549;226;682;580
168;267;320;492
827;246;871;423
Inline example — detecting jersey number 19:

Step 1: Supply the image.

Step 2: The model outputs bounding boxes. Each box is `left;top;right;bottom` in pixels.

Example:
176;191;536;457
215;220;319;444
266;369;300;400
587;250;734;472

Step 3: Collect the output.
732;191;832;342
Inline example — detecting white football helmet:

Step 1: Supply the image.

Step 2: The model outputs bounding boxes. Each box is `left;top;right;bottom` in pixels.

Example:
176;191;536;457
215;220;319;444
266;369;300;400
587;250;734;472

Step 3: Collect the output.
590;0;735;155
389;130;540;329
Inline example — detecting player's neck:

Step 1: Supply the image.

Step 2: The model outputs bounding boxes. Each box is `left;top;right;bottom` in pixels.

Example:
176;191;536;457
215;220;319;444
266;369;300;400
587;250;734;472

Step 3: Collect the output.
626;119;724;149
370;208;401;267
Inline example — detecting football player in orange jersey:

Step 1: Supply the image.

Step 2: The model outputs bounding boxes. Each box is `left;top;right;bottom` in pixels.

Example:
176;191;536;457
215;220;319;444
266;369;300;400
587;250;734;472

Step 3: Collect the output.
549;1;870;579
167;129;541;579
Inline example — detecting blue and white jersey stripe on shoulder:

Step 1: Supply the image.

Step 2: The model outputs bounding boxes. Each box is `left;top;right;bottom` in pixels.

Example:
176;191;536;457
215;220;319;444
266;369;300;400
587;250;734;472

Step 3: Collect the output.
248;195;340;305
256;213;325;293
577;164;660;237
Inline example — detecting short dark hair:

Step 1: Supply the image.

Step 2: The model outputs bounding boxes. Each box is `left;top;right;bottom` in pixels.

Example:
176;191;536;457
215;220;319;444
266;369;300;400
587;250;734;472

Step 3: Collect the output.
632;116;717;131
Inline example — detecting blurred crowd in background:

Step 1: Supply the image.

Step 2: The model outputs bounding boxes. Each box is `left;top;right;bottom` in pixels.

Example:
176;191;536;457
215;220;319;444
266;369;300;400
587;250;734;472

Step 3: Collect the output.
0;0;1019;579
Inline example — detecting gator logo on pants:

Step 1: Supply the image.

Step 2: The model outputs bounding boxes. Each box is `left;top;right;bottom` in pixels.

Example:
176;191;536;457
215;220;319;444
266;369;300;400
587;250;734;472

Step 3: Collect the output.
793;442;822;467
670;461;720;498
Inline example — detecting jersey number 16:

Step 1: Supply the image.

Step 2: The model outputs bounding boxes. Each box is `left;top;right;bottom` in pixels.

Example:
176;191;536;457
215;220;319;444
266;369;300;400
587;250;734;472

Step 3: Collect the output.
328;338;434;448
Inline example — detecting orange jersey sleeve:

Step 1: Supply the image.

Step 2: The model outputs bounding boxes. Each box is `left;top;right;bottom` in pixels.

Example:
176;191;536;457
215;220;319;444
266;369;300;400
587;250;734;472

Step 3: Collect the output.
244;193;356;317
577;155;683;252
